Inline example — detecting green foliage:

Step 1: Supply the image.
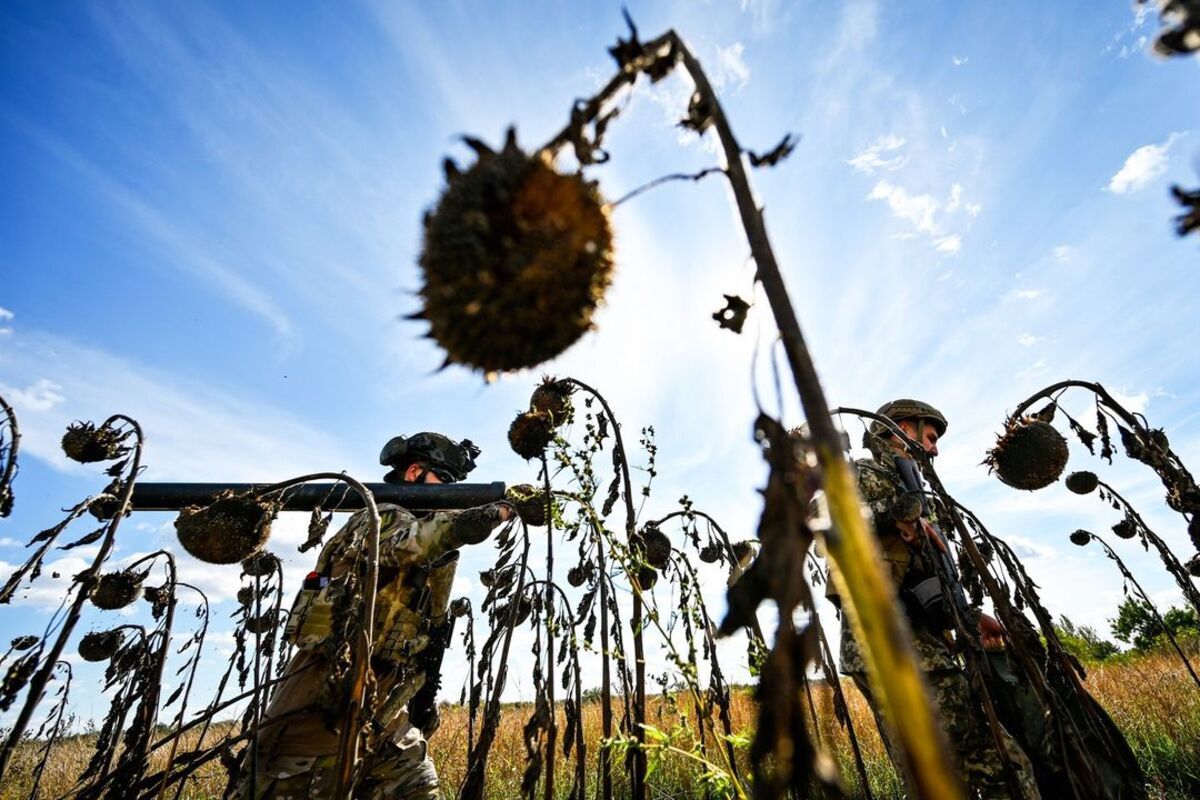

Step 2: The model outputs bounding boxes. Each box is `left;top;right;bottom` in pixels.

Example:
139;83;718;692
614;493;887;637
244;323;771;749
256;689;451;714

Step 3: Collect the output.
1054;615;1119;662
1110;598;1200;653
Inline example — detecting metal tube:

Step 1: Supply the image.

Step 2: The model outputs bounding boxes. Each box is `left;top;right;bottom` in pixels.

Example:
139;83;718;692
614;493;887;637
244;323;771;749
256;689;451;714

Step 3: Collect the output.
129;481;507;512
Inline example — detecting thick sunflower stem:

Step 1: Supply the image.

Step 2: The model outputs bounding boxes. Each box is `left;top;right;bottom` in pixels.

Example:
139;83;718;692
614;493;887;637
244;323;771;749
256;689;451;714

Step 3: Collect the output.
666;31;963;800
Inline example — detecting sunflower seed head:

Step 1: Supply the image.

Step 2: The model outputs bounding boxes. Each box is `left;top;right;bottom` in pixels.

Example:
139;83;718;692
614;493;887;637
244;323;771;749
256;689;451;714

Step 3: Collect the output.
985;419;1070;491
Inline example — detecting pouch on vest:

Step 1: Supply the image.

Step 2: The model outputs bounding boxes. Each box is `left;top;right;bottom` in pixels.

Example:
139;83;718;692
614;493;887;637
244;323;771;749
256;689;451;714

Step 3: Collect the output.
284;571;335;650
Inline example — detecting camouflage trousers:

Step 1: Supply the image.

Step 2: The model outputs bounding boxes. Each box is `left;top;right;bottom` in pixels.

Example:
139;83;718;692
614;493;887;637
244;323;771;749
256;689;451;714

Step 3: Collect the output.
241;725;438;800
851;669;1040;800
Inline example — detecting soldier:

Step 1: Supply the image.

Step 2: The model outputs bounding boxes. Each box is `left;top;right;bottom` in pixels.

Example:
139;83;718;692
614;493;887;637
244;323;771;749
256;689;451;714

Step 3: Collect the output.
243;432;511;799
829;399;1039;799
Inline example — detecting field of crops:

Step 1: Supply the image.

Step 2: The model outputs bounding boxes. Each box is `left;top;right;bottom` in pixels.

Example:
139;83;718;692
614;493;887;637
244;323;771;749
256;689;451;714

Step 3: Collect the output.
4;649;1196;800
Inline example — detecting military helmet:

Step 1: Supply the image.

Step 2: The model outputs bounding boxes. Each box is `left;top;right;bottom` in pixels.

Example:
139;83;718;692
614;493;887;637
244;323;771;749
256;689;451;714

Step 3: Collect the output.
867;399;948;442
379;432;480;483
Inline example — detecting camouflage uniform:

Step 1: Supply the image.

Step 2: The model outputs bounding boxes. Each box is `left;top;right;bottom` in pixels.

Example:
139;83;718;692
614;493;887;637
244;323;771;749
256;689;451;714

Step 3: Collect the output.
244;502;504;799
830;450;1039;800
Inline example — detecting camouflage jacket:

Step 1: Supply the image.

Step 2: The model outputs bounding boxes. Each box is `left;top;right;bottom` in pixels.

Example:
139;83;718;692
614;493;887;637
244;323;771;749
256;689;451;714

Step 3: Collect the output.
264;502;503;758
833;451;958;674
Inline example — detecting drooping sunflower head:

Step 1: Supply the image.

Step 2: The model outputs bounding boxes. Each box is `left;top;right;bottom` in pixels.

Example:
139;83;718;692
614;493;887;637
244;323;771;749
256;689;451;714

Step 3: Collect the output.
61;421;129;464
91;570;143;610
78;629;124;663
1064;471;1099;495
984;418;1069;491
1069;529;1092;547
508;410;555;461
175;490;277;565
530;377;575;427
415;130;614;377
506;483;551;527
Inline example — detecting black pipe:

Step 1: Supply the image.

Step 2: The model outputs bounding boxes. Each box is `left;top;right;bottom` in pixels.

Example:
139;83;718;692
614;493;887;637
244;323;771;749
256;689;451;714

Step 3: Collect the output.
129;481;507;512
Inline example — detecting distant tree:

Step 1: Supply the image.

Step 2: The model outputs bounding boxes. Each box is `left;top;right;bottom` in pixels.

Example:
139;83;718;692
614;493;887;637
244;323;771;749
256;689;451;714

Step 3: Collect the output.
1110;597;1200;652
1054;615;1119;662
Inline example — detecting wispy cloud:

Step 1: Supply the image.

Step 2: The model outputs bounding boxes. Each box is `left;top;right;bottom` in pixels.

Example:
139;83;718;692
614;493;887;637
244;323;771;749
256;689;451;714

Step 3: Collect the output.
935;235;962;254
847;134;907;174
1012;289;1042;300
714;42;751;91
1107;133;1185;194
0;379;65;413
868;180;939;233
0;306;11;336
1052;245;1073;262
1017;334;1041;346
952;55;969;67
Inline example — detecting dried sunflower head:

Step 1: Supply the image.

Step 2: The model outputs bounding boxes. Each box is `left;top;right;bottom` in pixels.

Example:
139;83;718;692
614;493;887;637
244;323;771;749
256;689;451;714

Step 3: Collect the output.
88;479;127;521
985;419;1069;491
245;611;277;635
640;526;671;569
888;492;923;524
414;130;614;377
508;410;554;460
10;635;38;652
78;629;124;662
91;570;143;610
449;597;471;618
567;565;587;587
175;490;277;565
1112;518;1138;540
636;566;658;590
236;586;256;607
530;377;575;427
698;543;722;563
506;483;550;527
1065;471;1099;495
496;597;533;627
242;551;280;577
1189;515;1200;551
1069;529;1092;547
1186;553;1200;578
61;421;129;464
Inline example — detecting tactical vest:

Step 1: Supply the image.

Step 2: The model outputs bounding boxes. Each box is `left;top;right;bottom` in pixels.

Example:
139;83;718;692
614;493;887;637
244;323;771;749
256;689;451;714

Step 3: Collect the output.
284;516;460;666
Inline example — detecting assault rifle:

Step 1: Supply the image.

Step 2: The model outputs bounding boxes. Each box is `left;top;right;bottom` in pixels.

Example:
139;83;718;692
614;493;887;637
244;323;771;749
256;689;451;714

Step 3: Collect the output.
129;481;507;512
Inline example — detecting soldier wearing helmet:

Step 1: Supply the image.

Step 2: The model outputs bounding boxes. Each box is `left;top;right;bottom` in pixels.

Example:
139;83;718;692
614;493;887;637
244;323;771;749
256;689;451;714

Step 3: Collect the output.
832;400;1040;799
244;433;511;799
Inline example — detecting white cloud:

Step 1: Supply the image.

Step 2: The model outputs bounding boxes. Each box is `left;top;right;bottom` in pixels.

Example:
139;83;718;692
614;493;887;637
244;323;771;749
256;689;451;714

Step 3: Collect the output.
714;42;751;91
1005;535;1055;560
1107;133;1185;194
0;379;66;413
1051;245;1073;262
847;133;907;174
952;55;969;66
868;180;938;234
946;183;964;211
964;202;982;217
935;234;962;254
1013;289;1042;300
0;307;12;321
1017;334;1041;346
1110;389;1150;414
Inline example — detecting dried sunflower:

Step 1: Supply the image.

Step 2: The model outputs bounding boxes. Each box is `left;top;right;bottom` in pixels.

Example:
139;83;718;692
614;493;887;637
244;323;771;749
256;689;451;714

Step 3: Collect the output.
640;526;671;569
449;597;471;618
508;410;554;460
91;570;143;610
245;611;277;635
242;551;281;577
1065;471;1099;495
888;492;923;524
530;377;574;427
985;419;1069;491
78;630;124;663
61;421;128;464
236;586;256;608
567;565;587;587
507;483;550;527
1112;518;1138;540
414;130;614;376
175;490;277;565
1069;529;1092;547
10;636;38;652
698;543;722;563
636;566;658;590
1189;515;1200;551
1186;553;1200;578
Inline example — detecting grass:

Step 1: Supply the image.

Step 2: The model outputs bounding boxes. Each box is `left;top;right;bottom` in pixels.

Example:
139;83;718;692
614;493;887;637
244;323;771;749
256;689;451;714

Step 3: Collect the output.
3;651;1197;799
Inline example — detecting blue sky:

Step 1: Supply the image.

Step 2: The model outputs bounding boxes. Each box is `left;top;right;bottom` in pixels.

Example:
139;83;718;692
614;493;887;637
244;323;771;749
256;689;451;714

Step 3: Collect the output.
1;1;1199;729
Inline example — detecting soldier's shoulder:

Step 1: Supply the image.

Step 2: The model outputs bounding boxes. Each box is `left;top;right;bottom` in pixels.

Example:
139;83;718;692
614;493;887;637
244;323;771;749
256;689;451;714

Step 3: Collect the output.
854;456;900;500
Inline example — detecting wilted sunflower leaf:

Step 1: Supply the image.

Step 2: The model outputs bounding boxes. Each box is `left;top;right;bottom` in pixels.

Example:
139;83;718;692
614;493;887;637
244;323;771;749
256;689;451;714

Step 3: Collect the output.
681;91;716;134
60;528;104;551
747;133;799;168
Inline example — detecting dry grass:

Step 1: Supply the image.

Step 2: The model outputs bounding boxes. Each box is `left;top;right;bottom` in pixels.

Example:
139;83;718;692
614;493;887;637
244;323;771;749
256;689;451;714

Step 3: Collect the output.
3;652;1197;799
